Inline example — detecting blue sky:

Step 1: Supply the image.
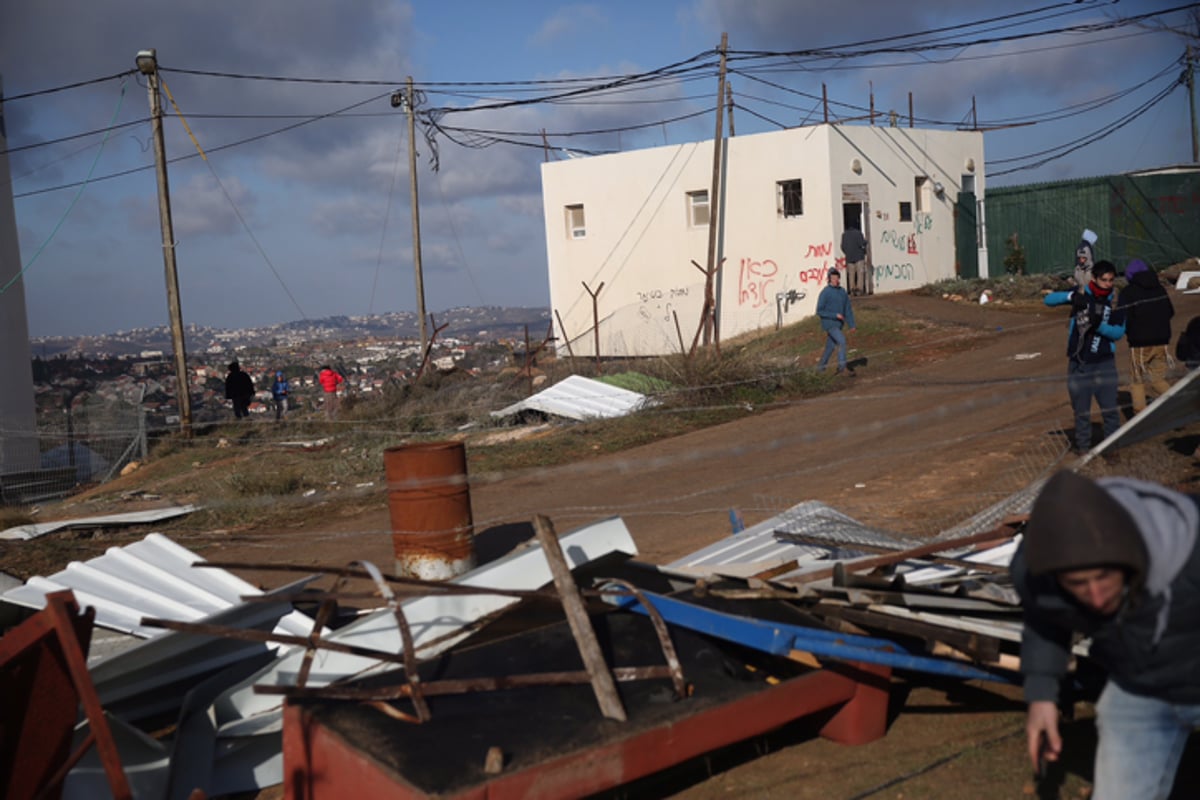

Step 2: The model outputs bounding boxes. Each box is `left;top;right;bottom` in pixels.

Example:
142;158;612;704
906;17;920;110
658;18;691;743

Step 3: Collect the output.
2;0;1195;337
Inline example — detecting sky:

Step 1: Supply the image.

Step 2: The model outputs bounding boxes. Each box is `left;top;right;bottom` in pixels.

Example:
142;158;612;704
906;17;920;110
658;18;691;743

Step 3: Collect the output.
1;0;1196;338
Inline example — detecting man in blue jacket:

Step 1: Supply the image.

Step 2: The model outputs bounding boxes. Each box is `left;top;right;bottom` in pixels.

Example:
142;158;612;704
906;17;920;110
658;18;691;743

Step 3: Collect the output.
1013;470;1200;799
1044;260;1125;453
816;267;856;375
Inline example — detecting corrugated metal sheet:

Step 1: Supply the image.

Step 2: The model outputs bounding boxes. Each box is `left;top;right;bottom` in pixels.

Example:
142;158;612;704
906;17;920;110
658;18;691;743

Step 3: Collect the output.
491;374;654;421
0;505;198;541
0;532;318;641
665;501;915;580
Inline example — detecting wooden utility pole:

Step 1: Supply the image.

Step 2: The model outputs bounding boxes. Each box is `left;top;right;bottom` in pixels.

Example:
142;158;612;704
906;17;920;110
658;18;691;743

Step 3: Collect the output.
136;49;192;436
822;83;829;124
401;77;428;353
703;33;729;348
908;92;914;128
1189;46;1198;162
869;81;875;125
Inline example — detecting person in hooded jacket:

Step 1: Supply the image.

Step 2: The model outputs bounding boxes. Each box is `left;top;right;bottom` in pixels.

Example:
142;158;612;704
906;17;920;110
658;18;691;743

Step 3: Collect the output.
1044;260;1126;453
270;371;289;421
1012;470;1200;800
1117;259;1175;414
224;361;254;419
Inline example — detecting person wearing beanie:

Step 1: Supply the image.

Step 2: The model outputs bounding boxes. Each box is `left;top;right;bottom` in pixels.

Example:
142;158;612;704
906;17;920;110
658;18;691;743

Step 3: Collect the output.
1074;228;1098;291
1012;470;1200;798
1044;260;1126;453
270;370;290;421
815;266;856;375
1117;259;1175;414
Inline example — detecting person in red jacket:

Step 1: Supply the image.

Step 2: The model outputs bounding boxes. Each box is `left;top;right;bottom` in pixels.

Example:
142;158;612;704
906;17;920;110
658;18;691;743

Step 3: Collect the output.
317;365;345;420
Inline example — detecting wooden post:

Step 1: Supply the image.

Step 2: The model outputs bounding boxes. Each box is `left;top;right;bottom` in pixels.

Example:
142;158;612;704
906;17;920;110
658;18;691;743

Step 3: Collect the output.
137;50;192;437
822;83;829;124
533;515;627;721
702;33;728;348
582;281;604;372
869;81;875;125
405;77;429;355
908;91;914;128
554;309;576;366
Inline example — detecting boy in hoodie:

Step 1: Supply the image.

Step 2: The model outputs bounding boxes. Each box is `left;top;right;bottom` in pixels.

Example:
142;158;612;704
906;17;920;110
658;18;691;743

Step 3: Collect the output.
1044;260;1125;453
1013;470;1200;799
1074;228;1098;291
1117;259;1175;414
270;371;289;421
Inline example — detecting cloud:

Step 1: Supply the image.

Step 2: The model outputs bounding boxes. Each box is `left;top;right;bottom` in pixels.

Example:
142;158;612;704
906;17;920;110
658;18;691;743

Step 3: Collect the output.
530;5;610;47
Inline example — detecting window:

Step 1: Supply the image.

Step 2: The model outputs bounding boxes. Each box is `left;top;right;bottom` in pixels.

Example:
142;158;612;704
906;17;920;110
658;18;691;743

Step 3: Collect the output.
899;201;912;222
777;179;803;217
687;190;710;227
565;204;586;239
961;174;975;194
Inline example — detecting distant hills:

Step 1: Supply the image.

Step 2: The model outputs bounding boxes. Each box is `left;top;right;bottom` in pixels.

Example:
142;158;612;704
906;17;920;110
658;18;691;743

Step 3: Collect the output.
30;306;553;358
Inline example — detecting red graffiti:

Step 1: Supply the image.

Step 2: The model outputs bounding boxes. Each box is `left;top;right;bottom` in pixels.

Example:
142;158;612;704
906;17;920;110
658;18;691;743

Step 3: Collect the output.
797;257;846;285
738;257;778;308
907;234;919;255
805;241;833;258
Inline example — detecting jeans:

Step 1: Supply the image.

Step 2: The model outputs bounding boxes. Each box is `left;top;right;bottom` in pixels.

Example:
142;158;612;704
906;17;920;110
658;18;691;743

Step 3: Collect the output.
818;328;847;372
1066;358;1119;450
1092;681;1200;800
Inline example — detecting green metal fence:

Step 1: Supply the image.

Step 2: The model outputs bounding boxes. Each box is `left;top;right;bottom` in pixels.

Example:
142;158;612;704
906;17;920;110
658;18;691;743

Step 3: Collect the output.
984;171;1200;277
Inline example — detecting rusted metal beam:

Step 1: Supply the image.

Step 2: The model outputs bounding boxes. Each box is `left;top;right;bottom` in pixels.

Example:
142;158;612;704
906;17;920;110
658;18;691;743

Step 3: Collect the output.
533;514;627;721
258;666;676;702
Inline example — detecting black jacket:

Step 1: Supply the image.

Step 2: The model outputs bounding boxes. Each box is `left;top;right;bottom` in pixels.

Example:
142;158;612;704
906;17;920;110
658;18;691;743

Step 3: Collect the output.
1117;271;1174;347
225;369;254;400
1014;481;1200;705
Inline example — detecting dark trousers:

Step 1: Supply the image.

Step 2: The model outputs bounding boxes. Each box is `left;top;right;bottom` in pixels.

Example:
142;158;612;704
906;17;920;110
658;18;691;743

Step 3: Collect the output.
1067;358;1119;451
232;396;251;418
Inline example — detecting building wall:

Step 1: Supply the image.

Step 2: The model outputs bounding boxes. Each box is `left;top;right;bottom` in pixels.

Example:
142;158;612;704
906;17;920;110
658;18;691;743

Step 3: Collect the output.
541;124;984;357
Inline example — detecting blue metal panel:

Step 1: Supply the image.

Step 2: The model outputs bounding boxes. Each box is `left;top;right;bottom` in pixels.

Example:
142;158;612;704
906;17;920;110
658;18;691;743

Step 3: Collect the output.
613;590;1013;684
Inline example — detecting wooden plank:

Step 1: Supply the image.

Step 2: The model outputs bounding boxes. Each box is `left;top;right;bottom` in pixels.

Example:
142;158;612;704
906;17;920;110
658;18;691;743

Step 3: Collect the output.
533;514;626;722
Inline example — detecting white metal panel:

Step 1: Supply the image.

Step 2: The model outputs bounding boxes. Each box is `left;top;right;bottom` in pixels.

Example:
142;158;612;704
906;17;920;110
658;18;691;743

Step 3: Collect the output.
0;505;198;541
491;374;652;421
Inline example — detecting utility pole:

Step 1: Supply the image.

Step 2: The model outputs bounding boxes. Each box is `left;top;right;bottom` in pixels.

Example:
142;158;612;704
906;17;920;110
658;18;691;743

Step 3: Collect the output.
1188;46;1198;163
703;33;728;348
393;78;428;353
136;50;192;436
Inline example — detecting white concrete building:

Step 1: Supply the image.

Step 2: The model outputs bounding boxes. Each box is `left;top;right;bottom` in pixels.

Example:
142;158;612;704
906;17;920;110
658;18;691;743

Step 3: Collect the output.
541;123;986;357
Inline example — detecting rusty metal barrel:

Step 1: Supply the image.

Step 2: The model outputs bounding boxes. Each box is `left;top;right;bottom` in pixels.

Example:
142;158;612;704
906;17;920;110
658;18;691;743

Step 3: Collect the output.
384;441;476;580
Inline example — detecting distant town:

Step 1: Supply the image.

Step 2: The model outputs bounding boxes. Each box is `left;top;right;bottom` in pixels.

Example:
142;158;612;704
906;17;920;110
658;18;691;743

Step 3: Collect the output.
30;306;552;429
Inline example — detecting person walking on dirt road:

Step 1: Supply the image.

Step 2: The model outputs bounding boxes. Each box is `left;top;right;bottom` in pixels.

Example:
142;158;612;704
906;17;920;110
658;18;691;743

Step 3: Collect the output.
1013;470;1200;800
816;267;856;375
1044;260;1125;453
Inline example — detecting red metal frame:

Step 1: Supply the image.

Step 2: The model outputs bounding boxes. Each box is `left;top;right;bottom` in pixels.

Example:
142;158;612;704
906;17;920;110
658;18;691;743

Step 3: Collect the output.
0;591;132;800
282;660;891;799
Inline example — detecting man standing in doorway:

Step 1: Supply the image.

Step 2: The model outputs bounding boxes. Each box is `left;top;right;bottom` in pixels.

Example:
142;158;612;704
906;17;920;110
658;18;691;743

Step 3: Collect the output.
840;222;870;296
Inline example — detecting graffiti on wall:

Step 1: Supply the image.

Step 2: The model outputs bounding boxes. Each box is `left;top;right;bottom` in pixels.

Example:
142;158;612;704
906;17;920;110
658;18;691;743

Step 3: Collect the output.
636;286;690;324
875;263;915;282
738;257;779;308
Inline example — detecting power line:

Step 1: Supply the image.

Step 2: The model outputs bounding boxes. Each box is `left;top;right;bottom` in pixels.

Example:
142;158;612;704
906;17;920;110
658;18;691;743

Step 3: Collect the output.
2;70;137;102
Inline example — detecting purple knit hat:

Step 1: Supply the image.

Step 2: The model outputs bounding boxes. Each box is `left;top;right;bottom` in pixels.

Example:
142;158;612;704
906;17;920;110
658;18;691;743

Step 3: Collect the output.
1124;259;1149;280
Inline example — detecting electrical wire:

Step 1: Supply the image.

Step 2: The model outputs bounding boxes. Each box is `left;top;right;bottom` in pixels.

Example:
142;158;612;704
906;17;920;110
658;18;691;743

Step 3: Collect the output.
2;69;137;102
1;79;127;296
